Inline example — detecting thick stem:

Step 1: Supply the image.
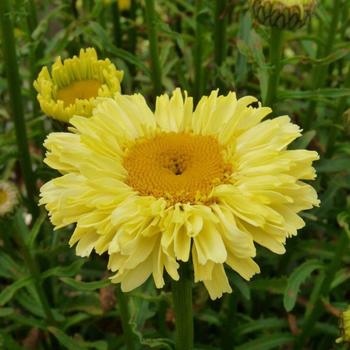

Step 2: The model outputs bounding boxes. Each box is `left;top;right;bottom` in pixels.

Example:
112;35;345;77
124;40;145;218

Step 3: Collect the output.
193;0;205;104
172;263;194;350
294;231;349;349
264;27;284;108
144;0;162;96
12;211;55;324
214;0;228;88
0;0;38;218
115;285;136;350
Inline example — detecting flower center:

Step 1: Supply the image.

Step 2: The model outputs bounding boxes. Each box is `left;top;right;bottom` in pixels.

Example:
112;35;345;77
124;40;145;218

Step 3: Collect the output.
0;189;7;206
123;133;232;204
56;80;102;107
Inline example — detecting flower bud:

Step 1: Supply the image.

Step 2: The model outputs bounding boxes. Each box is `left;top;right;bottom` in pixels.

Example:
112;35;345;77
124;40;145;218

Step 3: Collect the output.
0;181;18;218
336;306;350;343
250;0;317;31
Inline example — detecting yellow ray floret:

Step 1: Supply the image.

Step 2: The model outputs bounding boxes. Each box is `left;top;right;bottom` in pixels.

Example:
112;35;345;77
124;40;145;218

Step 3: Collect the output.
40;89;319;300
34;47;123;123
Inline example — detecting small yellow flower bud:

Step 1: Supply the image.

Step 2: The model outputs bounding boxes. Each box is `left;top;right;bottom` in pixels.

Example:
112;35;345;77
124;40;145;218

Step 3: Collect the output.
336;307;350;343
250;0;317;30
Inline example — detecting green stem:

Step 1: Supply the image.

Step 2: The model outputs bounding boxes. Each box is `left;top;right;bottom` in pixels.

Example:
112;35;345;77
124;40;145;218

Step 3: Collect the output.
304;0;342;130
127;0;138;83
194;0;205;104
172;263;194;350
0;0;38;218
214;0;228;88
325;65;350;157
294;231;349;349
112;1;122;48
115;285;136;350
264;27;284;108
12;211;55;324
144;0;162;95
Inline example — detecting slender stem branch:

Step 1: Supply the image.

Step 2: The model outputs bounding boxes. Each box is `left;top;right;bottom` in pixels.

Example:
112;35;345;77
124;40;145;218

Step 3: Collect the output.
294;231;349;349
115;285;136;350
144;0;162;95
194;0;205;104
12;211;55;324
0;0;38;218
112;2;122;48
304;0;342;130
172;263;194;350
264;27;284;108
214;0;228;89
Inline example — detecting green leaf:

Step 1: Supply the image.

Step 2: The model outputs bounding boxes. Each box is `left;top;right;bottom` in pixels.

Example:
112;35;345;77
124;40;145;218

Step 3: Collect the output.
283;260;323;312
0;276;33;306
229;273;251;301
236;318;288;336
279;88;350;100
48;327;108;350
316;157;350;173
235;333;294;350
26;211;47;248
42;259;85;279
60;277;110;291
291;130;316;150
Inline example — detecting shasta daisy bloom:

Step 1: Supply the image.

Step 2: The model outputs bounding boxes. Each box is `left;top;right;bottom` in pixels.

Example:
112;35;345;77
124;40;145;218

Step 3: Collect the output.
34;48;123;123
0;181;18;217
40;89;319;299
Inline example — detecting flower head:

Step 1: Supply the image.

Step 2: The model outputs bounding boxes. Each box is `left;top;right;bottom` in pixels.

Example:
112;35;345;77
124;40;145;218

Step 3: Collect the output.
34;48;123;123
118;0;131;11
0;181;18;217
337;307;350;343
250;0;317;30
40;89;319;299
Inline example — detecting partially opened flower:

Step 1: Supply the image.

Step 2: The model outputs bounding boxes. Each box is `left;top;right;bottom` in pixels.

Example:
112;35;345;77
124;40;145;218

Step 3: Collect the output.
0;181;18;218
337;307;350;343
34;48;123;123
40;89;319;299
250;0;317;30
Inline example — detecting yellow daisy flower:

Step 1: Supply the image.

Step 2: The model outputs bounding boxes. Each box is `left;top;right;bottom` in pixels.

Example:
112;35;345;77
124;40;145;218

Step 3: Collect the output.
34;48;123;123
40;89;319;299
250;0;317;30
117;0;131;11
337;307;350;343
0;181;18;217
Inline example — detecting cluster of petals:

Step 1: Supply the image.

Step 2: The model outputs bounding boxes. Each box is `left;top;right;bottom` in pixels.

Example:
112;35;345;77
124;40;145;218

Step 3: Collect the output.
40;89;319;299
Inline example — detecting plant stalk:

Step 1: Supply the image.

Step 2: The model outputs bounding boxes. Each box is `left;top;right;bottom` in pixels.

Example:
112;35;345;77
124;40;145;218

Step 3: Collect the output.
194;0;205;104
264;27;284;108
12;211;55;324
112;1;122;48
115;285;136;350
214;0;228;88
0;0;38;218
304;0;342;130
172;263;194;350
294;231;349;349
144;0;162;95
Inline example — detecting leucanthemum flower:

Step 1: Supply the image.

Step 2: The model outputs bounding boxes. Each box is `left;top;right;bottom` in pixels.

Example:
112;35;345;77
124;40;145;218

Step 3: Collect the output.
34;48;123;123
40;89;319;299
0;181;18;217
250;0;317;30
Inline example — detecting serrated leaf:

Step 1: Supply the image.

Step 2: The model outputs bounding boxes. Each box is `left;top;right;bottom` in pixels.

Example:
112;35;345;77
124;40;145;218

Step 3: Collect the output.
235;333;294;350
283;260;323;312
60;277;110;291
0;276;33;306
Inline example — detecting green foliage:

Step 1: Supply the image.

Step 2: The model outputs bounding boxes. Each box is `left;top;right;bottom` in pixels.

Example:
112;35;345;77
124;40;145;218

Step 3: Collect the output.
0;0;350;349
